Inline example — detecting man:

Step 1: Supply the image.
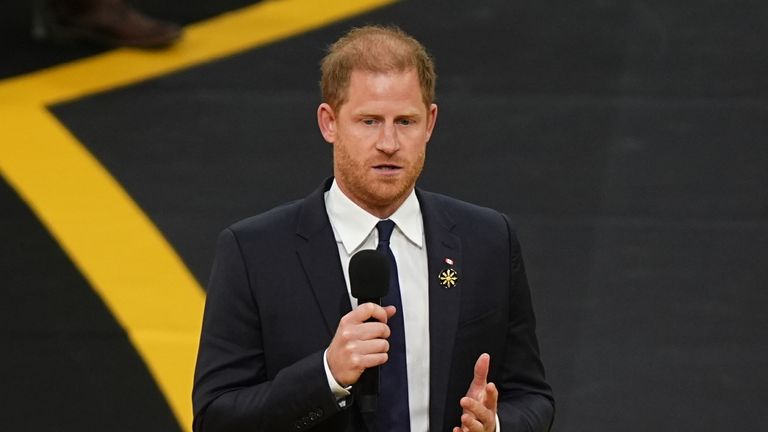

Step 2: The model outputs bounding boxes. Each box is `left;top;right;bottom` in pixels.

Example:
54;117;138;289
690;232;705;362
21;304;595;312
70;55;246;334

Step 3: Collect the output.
193;26;553;432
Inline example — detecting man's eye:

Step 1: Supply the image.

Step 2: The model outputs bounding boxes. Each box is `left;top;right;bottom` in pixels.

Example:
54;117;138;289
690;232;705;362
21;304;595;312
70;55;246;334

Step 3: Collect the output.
398;119;412;126
362;119;377;125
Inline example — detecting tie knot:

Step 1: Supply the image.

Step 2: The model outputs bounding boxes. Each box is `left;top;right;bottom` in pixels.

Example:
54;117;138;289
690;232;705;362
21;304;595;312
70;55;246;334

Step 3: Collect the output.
376;219;396;244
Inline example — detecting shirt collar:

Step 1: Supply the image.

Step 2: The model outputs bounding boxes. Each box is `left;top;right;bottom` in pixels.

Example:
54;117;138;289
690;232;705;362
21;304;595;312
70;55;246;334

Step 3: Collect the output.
325;179;424;255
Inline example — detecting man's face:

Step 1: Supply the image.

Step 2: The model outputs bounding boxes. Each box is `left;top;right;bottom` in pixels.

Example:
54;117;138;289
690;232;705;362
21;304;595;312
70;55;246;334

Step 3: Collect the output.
317;68;438;217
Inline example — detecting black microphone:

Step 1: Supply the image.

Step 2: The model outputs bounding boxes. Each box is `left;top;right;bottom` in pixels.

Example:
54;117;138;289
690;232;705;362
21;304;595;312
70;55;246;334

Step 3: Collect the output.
350;249;390;303
348;249;390;413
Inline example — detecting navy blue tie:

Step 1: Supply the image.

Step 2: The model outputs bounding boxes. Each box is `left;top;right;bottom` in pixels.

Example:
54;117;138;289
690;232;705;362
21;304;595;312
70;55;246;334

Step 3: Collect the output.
375;220;411;432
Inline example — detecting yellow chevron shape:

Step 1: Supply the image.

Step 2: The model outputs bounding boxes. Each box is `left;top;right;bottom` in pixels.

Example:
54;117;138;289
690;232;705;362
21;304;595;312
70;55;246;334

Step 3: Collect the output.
0;0;396;430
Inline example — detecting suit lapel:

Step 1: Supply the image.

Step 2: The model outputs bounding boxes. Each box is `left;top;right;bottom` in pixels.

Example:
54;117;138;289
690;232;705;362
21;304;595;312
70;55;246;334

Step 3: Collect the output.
418;190;462;432
295;183;463;431
296;179;352;337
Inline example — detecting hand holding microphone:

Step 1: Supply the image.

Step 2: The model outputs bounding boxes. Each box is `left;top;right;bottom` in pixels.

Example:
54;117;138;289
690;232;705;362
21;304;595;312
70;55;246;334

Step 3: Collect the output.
326;250;394;388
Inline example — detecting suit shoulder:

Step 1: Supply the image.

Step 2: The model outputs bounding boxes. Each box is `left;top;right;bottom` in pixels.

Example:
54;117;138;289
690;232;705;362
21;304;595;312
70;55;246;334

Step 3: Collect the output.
418;190;521;250
226;198;303;238
419;190;507;224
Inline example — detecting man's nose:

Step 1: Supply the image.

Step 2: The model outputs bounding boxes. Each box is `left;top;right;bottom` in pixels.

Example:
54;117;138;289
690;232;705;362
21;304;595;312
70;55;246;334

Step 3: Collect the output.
376;122;399;154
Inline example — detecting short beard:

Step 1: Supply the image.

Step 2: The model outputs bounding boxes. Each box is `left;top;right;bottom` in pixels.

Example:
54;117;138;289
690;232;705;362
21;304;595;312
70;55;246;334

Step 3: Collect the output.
333;141;425;215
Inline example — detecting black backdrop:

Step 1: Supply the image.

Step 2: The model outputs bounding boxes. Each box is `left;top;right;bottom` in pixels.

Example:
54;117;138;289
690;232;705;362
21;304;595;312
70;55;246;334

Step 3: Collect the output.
2;0;767;430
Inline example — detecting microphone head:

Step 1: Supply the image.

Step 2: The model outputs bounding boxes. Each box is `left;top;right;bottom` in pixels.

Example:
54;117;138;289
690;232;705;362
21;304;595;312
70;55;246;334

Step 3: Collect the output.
349;249;390;300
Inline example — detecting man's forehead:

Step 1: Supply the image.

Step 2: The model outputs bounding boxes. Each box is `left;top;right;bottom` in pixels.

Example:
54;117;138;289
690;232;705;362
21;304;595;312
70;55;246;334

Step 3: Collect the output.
344;69;423;101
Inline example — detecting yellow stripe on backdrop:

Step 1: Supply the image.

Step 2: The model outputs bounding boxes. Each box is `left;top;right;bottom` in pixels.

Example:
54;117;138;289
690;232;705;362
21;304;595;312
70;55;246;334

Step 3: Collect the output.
0;0;396;430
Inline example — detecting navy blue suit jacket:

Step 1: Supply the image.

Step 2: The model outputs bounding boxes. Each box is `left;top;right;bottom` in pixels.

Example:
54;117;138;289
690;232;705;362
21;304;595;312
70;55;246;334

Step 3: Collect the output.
193;179;554;431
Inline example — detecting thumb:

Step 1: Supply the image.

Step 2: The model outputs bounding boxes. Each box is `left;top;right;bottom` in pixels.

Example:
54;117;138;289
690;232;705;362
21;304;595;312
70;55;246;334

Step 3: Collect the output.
384;305;397;320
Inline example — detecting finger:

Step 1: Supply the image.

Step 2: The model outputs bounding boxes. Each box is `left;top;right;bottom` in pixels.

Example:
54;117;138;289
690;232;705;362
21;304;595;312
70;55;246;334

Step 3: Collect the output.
355;321;391;340
460;397;494;427
467;353;490;399
484;382;498;412
370;304;395;323
335;322;389;347
473;353;490;386
357;303;394;324
461;413;484;432
460;396;484;413
344;303;387;324
341;351;388;377
341;339;390;370
354;338;390;356
384;305;397;320
355;351;389;369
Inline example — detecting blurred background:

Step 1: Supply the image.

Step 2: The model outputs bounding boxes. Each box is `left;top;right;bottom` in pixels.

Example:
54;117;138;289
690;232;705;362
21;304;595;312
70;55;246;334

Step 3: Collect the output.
2;0;767;431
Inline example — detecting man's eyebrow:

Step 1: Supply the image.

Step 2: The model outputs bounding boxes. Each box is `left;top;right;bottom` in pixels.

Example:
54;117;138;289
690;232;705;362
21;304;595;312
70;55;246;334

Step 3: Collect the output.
353;111;422;117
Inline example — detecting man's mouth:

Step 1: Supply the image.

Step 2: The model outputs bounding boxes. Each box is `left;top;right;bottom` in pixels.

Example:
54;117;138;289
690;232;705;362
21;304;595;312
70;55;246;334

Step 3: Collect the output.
373;164;402;171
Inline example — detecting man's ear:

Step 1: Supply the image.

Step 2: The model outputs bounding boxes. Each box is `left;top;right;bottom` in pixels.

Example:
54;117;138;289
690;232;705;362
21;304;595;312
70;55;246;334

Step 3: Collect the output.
425;103;438;142
317;103;337;143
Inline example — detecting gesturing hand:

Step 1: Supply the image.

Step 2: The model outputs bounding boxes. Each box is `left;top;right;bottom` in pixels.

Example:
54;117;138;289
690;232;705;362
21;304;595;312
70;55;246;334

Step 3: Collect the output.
453;353;499;432
326;303;396;387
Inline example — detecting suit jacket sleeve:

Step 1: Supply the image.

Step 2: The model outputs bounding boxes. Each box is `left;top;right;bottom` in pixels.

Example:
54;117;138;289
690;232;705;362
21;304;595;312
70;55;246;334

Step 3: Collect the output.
192;228;345;432
497;214;555;431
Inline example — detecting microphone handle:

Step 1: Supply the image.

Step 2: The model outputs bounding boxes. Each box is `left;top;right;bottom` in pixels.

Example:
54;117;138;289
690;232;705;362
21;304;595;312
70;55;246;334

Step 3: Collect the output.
356;297;381;413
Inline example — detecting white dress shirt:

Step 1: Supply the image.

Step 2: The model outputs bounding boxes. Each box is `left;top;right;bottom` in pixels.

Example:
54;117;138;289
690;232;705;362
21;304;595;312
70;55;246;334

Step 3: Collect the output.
323;180;430;432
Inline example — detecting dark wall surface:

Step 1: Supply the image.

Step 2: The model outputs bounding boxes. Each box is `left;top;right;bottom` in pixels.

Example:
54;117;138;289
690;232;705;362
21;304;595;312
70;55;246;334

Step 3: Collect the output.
3;0;767;430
